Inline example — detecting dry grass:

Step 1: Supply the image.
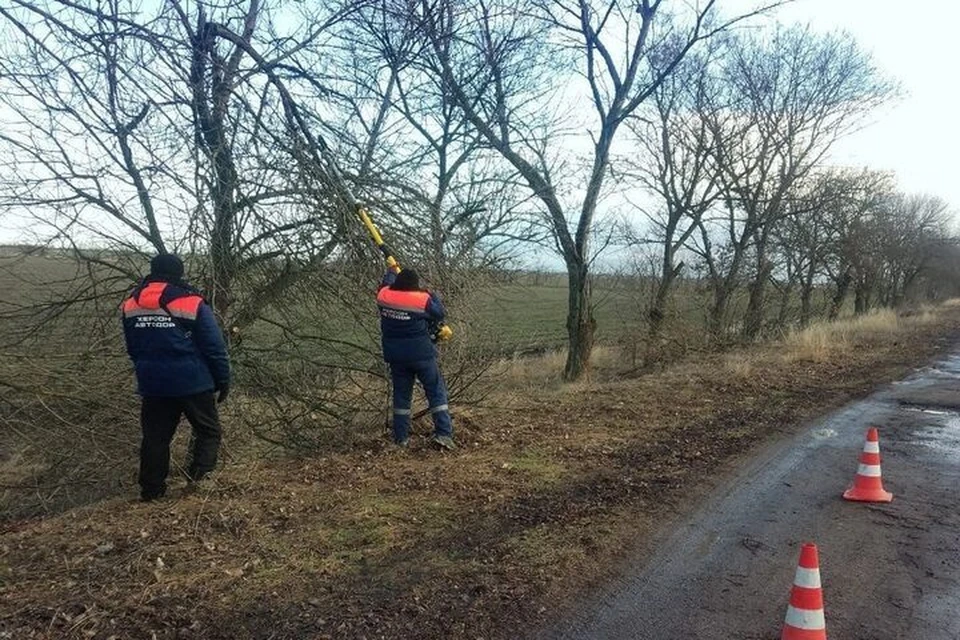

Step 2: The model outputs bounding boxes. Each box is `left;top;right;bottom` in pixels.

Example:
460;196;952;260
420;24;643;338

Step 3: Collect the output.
497;349;567;387
779;305;948;364
495;345;622;390
499;306;937;381
782;309;900;362
901;303;942;324
722;353;755;379
497;305;943;392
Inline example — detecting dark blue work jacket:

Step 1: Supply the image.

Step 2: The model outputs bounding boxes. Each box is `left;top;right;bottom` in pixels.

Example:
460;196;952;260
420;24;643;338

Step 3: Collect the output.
377;271;446;363
121;279;230;397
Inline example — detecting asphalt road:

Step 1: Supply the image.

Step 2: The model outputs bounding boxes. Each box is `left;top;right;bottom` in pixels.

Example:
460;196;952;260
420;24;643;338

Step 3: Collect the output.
544;353;960;640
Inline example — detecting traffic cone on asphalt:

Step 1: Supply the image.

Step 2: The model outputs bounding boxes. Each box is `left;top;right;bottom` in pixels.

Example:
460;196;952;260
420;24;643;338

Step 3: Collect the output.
781;543;827;640
843;427;893;503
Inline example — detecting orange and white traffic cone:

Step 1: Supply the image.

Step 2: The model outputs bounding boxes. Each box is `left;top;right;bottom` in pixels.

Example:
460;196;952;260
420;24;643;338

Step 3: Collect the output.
842;427;893;503
781;543;827;640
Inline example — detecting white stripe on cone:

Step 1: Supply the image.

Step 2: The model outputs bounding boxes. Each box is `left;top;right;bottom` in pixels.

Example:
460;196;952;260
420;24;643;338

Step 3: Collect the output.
792;567;822;589
857;464;882;477
863;441;880;454
784;605;826;630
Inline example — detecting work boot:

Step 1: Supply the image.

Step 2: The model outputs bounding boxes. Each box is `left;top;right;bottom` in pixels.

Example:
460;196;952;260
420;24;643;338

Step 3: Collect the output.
140;488;166;503
385;438;409;453
183;470;217;497
430;435;455;451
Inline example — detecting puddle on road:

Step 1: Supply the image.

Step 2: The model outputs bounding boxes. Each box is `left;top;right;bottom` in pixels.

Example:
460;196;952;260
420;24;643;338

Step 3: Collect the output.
896;355;960;385
900;413;960;462
920;356;960;378
903;406;953;416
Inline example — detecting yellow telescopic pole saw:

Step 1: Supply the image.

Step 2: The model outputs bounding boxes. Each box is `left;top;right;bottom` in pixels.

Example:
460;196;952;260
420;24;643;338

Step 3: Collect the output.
276;110;454;342
357;206;453;342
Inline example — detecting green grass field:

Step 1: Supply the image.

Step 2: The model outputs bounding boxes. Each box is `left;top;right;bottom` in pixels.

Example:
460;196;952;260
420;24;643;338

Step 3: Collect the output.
477;281;644;351
0;250;837;361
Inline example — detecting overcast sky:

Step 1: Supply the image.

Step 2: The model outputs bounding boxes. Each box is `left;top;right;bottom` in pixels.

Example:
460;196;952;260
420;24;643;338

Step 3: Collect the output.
747;0;960;209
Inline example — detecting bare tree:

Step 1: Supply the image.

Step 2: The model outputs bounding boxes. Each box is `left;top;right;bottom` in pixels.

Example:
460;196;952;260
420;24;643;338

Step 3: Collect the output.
768;173;837;327
329;1;544;288
875;193;952;307
623;45;724;352
414;0;784;380
817;169;895;318
690;26;894;339
0;0;362;334
0;1;398;486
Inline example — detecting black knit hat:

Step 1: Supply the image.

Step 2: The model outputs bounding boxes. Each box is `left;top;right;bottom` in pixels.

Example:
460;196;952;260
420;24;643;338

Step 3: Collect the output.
392;269;420;291
150;253;184;281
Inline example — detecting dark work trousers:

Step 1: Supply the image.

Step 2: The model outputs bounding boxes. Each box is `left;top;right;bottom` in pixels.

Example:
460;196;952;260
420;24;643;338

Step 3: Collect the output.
390;358;452;443
139;392;221;498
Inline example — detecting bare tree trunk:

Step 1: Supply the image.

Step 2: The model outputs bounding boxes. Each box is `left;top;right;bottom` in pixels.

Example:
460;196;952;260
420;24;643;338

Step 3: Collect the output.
777;281;794;328
890;272;904;307
710;285;734;341
743;234;772;340
430;187;447;277
428;145;451;280
647;278;669;340
564;262;595;380
643;258;685;366
189;7;256;327
828;270;851;319
207;133;239;323
854;278;870;315
799;261;817;327
648;256;683;341
799;284;814;327
743;265;770;339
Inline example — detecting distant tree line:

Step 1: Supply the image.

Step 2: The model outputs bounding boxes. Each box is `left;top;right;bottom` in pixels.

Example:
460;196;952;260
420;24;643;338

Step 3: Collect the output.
624;26;955;356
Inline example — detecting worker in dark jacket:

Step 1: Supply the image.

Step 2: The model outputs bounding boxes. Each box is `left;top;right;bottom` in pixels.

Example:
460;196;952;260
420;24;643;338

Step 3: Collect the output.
377;268;454;450
121;254;231;501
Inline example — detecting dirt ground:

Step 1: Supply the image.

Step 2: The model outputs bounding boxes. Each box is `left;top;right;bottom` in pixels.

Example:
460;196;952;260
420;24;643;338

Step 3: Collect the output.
2;308;960;639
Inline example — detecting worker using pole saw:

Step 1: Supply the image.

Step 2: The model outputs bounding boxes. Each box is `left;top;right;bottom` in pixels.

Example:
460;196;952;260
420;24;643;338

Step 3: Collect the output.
357;207;455;450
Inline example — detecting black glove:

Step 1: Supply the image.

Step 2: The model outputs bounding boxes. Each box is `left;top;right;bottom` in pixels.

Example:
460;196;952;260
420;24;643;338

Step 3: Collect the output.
216;385;230;404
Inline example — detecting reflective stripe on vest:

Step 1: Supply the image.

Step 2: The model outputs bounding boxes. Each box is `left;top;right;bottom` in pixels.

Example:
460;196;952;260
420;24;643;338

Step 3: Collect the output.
122;282;203;321
165;295;202;320
377;287;430;313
